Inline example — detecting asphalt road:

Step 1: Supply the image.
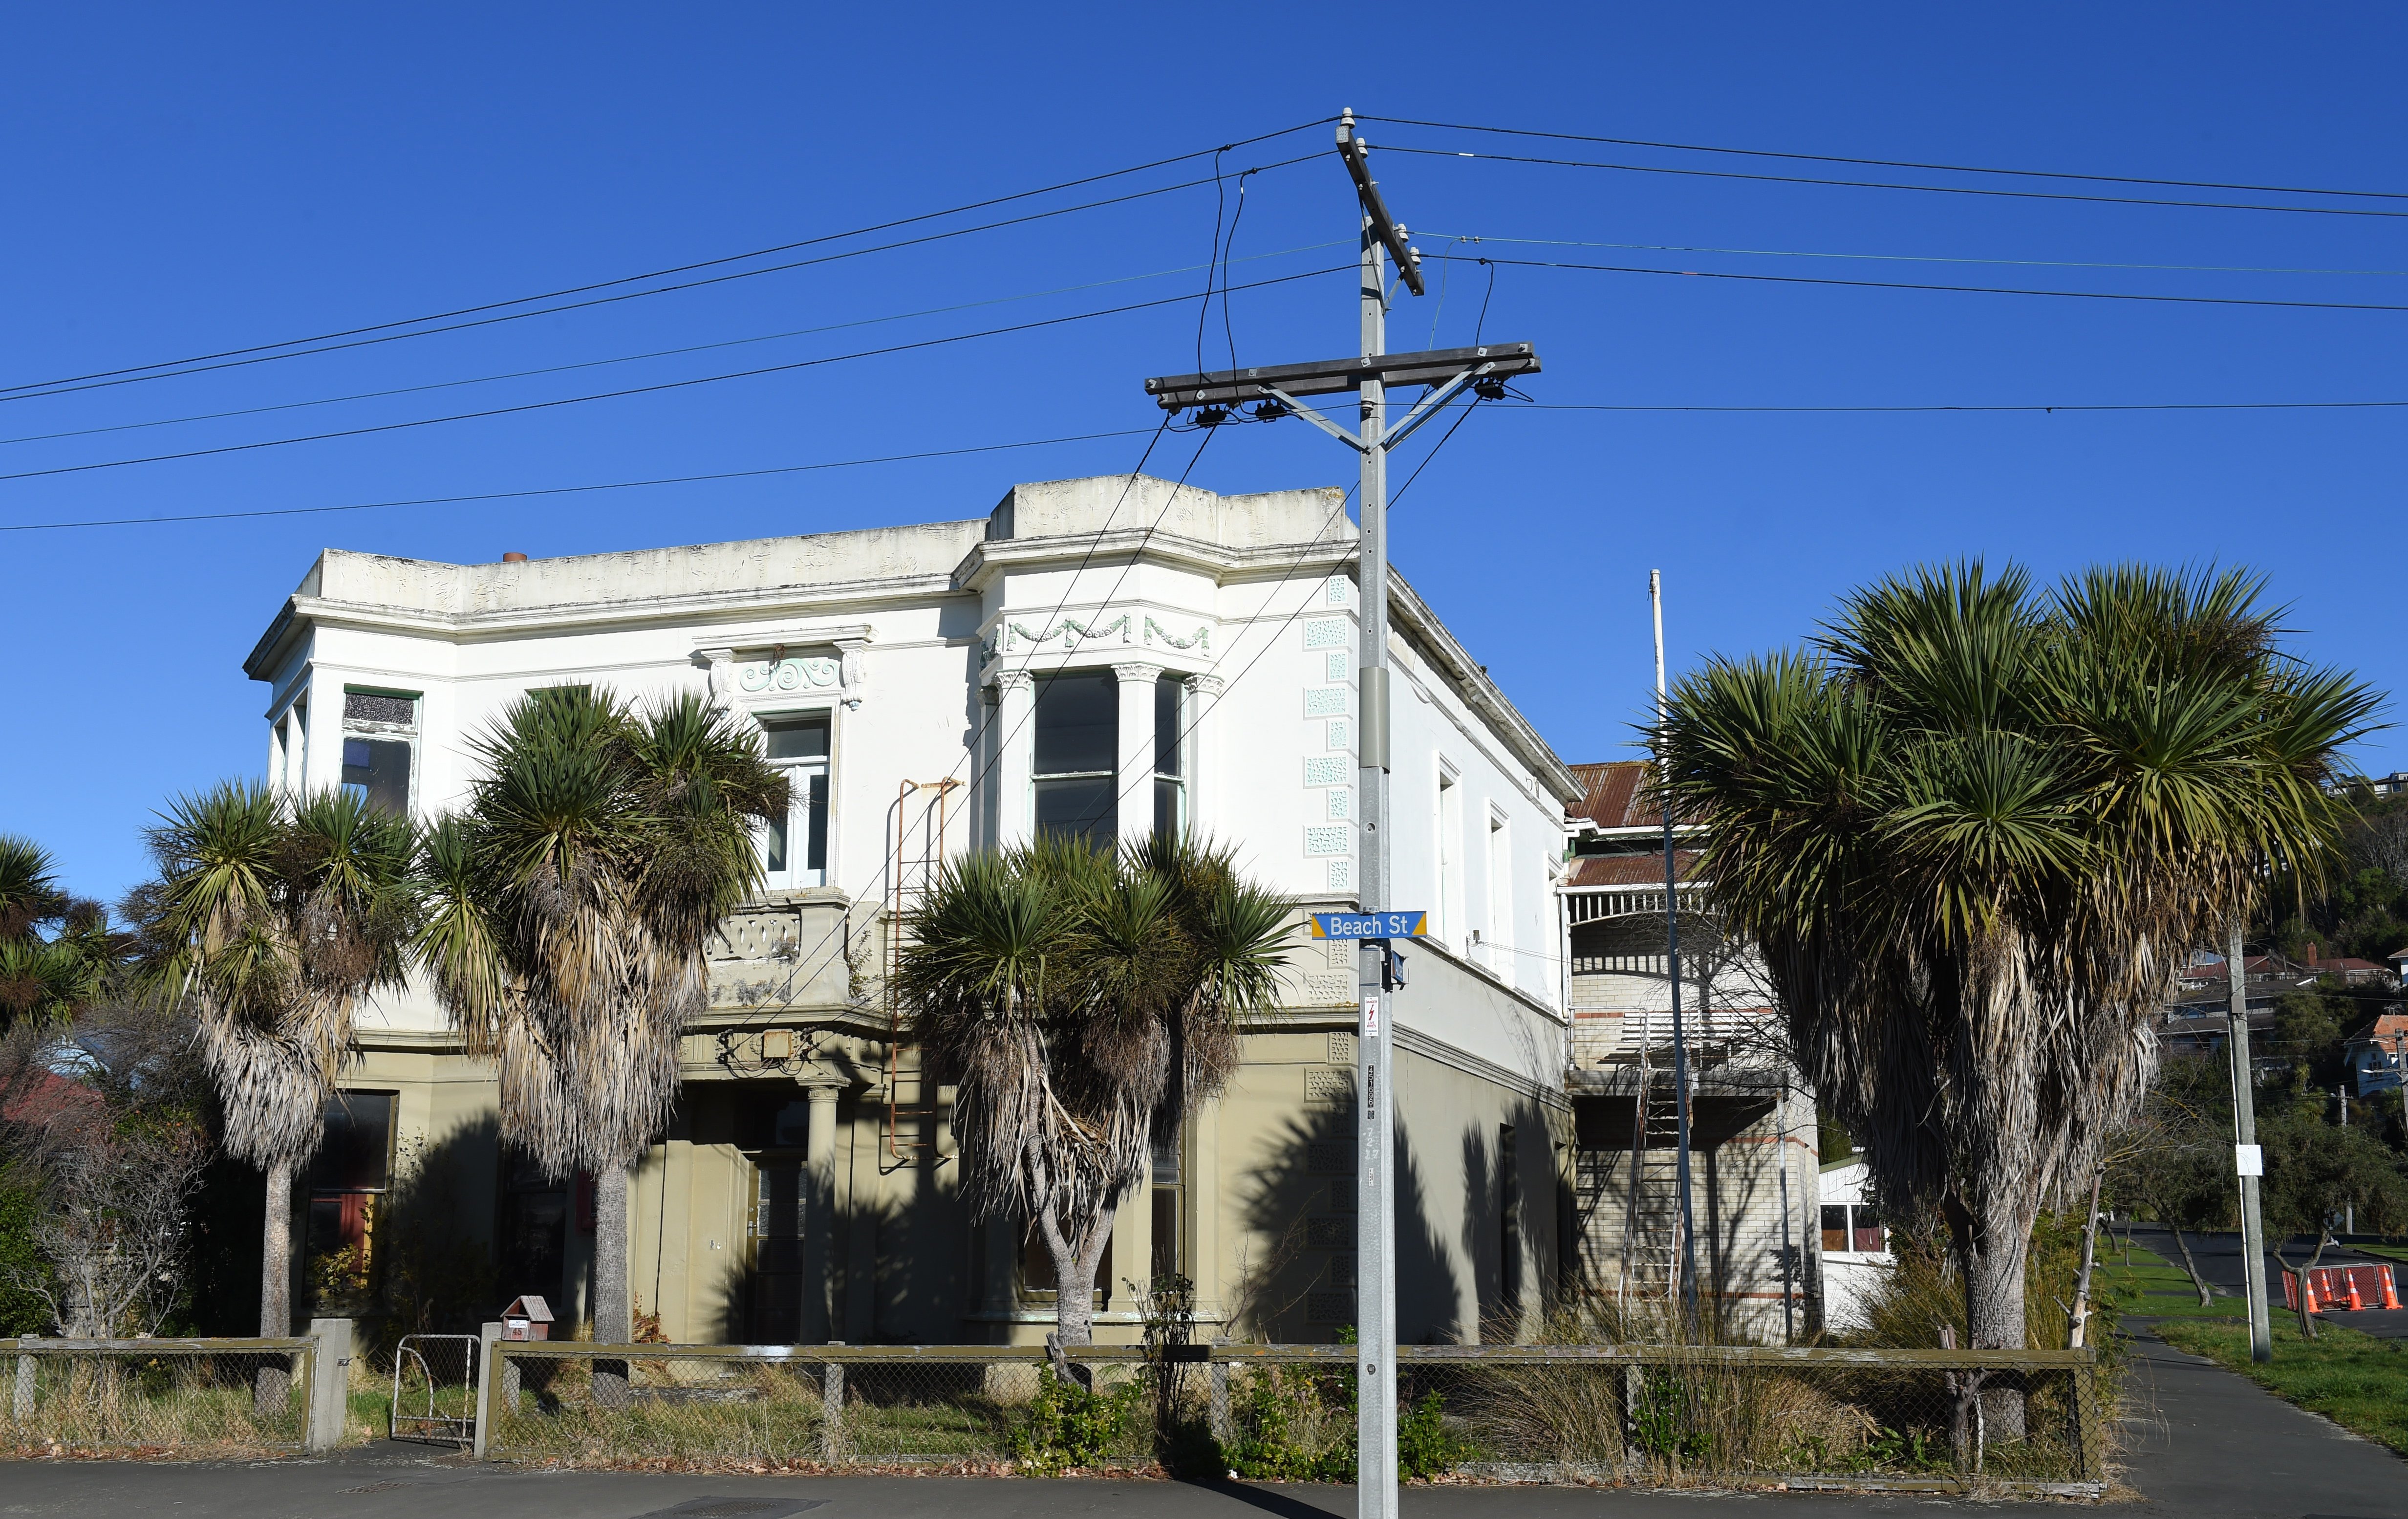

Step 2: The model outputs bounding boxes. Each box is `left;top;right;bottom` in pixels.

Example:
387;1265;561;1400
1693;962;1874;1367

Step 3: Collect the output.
2122;1224;2408;1338
3;1334;2405;1518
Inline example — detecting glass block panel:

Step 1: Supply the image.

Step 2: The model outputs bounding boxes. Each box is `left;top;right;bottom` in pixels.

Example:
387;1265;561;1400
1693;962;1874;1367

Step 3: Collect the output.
1303;756;1348;786
1033;671;1117;777
1305;687;1349;717
343;691;416;726
761;714;830;760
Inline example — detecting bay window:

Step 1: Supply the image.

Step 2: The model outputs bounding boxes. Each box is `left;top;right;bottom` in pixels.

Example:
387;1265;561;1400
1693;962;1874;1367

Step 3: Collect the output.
1033;671;1117;849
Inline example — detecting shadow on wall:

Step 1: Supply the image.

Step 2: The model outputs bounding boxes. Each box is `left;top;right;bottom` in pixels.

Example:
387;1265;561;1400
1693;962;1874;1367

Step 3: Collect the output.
180;1151;266;1336
1235;1106;1462;1344
1456;1095;1564;1342
700;1087;966;1345
368;1115;504;1344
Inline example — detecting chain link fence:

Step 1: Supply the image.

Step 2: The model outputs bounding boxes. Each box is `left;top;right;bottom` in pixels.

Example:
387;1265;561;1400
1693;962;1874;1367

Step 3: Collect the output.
485;1340;2103;1491
0;1337;312;1453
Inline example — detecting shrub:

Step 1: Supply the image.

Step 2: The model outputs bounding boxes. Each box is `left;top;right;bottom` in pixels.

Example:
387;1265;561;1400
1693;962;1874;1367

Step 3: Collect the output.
1010;1364;1138;1475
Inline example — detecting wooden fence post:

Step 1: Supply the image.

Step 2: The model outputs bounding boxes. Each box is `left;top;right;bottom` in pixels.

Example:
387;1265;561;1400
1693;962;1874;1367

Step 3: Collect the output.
821;1344;844;1465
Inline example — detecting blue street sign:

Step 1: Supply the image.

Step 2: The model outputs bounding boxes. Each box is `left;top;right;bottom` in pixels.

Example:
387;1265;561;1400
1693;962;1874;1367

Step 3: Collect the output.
1310;911;1429;940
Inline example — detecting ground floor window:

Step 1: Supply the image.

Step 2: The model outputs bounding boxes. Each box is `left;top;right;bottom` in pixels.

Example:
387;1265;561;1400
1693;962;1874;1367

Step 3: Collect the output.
304;1091;393;1295
1820;1203;1886;1254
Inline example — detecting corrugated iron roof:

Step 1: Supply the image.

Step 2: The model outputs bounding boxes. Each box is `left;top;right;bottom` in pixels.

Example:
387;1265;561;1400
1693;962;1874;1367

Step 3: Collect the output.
1566;849;1702;887
1569;760;1656;828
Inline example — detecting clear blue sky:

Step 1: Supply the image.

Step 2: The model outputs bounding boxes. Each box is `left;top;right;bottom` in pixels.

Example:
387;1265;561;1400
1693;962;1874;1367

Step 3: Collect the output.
5;3;2404;904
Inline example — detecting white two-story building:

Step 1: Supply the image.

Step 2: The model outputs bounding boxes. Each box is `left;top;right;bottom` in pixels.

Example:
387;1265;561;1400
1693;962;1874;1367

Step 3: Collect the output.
245;472;1585;1346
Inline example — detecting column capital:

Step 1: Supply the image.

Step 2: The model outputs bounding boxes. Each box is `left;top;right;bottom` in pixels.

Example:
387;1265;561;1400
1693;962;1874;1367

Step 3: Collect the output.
989;668;1034;694
1191;673;1227;698
1112;660;1165;684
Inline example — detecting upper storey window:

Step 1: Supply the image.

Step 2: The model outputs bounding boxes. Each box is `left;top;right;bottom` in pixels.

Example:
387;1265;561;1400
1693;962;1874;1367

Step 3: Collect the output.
340;691;417;816
1154;675;1186;840
760;713;831;890
1033;671;1117;850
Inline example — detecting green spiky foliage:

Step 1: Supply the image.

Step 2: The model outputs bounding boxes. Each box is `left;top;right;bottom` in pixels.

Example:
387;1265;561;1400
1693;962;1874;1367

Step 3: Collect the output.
896;833;1294;1346
148;782;419;1335
414;687;785;1354
0;836;95;1031
1653;564;2376;1387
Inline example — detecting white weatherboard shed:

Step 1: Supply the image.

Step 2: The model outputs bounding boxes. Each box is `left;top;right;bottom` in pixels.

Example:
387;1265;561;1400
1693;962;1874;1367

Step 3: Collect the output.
244;473;1585;1347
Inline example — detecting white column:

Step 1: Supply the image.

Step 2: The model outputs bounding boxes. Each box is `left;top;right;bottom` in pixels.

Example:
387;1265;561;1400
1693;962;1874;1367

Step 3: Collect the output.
1188;673;1225;844
991;671;1035;849
803;1081;842;1343
1114;662;1162;848
300;673;341;794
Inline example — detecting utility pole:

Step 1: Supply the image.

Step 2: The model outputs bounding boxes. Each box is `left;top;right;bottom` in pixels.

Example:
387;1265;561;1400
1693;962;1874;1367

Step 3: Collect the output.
1650;571;1700;1329
1141;108;1540;1519
2226;923;2272;1362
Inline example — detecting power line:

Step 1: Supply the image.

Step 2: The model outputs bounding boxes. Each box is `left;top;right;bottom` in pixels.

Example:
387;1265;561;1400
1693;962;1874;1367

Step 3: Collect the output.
17;391;2407;533
1359;114;2408;203
0;240;1350;451
0;118;1335;400
1422;234;2408;281
1508;399;2408;414
1;151;1328;411
1445;253;2408;314
0;427;1160;533
1380;143;2408;220
0;264;1349;484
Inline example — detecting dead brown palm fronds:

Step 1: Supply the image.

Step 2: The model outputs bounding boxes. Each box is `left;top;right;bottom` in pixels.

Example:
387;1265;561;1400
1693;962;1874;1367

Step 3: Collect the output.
415;686;784;1368
1656;563;2375;1435
898;834;1292;1351
148;781;418;1344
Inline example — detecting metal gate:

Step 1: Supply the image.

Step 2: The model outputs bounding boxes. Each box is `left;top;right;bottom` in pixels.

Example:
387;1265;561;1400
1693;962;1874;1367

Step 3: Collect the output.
389;1334;480;1445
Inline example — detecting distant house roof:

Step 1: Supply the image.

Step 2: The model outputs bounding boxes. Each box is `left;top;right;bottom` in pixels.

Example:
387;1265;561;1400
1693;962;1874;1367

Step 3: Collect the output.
2350;1012;2408;1048
1568;760;1656;830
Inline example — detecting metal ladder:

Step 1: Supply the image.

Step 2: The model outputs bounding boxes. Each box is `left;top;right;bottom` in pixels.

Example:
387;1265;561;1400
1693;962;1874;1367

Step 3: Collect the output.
1620;1026;1686;1307
881;779;959;1168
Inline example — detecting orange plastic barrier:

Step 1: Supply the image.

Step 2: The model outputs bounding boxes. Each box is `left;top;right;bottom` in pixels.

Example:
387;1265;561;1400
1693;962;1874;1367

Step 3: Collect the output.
2282;1262;2398;1313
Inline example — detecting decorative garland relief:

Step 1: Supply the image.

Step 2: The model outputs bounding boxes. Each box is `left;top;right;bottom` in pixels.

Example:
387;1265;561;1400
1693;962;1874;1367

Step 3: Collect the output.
980;610;1212;666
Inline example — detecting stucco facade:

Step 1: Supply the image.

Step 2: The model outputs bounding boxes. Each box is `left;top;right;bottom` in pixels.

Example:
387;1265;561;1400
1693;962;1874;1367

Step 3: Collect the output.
245;473;1583;1346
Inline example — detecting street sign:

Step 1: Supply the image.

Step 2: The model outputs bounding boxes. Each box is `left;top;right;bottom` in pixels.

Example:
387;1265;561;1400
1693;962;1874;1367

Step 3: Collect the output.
1310;911;1428;940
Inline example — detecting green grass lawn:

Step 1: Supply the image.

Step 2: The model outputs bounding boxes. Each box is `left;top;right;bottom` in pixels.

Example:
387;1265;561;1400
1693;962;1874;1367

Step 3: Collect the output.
2155;1318;2408;1457
2093;1241;2242;1319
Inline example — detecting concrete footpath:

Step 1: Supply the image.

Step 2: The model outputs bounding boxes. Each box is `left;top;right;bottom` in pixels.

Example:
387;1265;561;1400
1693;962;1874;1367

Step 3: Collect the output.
1;1333;2403;1518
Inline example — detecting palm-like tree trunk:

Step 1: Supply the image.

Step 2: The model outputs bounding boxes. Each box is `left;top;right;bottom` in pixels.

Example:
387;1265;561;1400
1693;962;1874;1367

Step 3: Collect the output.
256;1157;293;1412
593;1165;632;1404
260;1157;293;1334
1951;1195;2032;1441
